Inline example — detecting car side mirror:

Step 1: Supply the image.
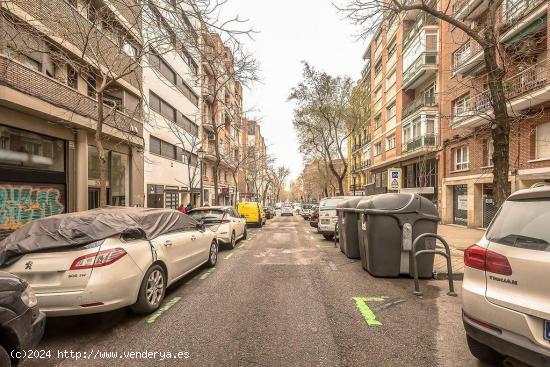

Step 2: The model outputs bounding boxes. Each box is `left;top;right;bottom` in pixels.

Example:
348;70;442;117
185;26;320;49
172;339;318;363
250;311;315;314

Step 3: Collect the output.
196;222;205;231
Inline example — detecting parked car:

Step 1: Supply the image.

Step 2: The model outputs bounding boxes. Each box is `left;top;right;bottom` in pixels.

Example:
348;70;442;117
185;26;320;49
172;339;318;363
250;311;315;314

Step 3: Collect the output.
293;203;302;214
263;207;275;220
267;206;276;218
317;196;354;240
0;207;218;317
281;204;294;216
188;206;247;249
462;185;550;367
0;271;45;367
237;202;266;227
309;208;319;228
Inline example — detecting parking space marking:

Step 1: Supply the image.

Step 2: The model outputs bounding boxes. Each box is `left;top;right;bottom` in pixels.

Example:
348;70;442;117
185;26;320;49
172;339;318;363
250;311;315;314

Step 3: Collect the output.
199;267;216;280
224;252;235;260
352;297;386;326
328;261;338;271
146;297;181;324
316;245;334;248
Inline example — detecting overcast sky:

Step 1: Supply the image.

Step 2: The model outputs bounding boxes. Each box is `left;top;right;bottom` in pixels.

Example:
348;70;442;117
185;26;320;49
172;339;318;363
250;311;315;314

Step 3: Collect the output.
221;0;367;181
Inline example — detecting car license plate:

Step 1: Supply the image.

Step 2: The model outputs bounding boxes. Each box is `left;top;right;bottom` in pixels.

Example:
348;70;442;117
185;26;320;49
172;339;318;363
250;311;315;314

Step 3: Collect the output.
545;320;550;341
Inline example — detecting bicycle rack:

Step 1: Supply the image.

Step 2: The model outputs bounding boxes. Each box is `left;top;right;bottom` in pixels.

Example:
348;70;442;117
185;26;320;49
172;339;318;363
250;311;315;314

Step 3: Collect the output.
412;233;457;297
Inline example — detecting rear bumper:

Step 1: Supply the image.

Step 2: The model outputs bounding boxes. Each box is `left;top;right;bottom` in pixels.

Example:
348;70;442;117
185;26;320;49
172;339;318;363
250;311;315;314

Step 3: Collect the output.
317;223;336;233
463;315;550;367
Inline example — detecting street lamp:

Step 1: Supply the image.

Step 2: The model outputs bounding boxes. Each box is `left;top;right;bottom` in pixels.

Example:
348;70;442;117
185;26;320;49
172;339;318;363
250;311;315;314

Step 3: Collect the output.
352;172;357;196
197;147;205;207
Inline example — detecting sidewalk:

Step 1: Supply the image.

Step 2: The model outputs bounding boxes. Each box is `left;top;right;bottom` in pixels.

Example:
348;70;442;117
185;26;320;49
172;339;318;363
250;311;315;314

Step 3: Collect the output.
432;224;485;280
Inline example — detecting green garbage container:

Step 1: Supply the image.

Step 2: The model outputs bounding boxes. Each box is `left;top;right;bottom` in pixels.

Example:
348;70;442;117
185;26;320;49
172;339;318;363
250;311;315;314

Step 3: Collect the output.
357;193;439;278
336;197;365;259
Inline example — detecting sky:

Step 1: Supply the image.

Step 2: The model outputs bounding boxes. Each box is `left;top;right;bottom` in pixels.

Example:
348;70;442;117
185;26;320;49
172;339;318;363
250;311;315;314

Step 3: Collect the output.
220;0;367;181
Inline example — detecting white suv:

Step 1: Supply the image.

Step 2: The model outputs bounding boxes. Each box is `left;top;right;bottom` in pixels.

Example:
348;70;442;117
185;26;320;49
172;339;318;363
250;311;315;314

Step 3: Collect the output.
462;186;550;366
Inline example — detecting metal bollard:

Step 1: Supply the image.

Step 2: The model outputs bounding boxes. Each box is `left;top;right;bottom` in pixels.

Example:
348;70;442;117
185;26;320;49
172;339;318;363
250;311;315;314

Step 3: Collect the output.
412;233;457;297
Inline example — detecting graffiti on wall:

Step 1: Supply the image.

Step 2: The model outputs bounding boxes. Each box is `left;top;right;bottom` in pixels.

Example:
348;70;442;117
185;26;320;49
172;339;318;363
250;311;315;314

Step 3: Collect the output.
0;185;65;231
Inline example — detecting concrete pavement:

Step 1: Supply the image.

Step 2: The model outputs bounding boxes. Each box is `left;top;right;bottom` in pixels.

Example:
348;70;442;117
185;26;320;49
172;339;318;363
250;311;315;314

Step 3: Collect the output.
23;215;480;367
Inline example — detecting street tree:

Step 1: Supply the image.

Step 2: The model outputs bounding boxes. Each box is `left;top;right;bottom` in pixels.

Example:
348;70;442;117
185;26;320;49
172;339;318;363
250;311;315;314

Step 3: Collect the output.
270;166;291;203
290;62;366;195
340;0;530;207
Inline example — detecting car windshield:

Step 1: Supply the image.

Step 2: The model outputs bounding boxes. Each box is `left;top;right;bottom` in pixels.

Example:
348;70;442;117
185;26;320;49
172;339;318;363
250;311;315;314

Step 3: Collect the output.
319;198;344;210
486;199;550;251
188;209;225;221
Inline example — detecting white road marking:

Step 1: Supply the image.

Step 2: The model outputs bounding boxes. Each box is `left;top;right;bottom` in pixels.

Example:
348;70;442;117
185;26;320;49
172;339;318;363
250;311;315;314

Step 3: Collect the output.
328;261;338;271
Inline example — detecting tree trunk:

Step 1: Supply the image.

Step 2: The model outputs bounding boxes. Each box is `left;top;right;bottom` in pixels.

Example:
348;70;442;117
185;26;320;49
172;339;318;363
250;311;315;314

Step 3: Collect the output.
96;92;108;207
484;41;511;208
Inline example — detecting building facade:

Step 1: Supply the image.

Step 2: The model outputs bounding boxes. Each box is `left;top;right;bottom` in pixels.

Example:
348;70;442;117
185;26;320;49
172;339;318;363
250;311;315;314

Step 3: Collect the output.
0;0;144;239
142;0;202;210
439;0;550;228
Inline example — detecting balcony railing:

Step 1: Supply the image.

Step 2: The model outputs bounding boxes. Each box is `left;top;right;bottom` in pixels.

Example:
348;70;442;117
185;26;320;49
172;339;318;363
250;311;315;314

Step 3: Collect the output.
0;55;142;136
402;134;439;154
403;52;438;85
403;14;439;49
454;58;548;123
452;41;482;72
501;0;545;24
402;94;438;118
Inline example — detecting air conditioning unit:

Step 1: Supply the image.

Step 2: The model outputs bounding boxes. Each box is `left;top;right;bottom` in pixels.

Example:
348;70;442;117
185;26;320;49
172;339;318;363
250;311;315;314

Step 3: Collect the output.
208;133;216;141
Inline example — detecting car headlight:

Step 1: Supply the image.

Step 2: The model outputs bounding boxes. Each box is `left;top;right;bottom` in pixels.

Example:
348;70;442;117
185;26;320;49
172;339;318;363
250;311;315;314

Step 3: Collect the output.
20;285;38;308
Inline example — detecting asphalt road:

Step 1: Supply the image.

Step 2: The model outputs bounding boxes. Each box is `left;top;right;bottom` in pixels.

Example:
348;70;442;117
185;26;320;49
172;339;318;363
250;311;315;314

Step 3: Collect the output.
23;214;483;367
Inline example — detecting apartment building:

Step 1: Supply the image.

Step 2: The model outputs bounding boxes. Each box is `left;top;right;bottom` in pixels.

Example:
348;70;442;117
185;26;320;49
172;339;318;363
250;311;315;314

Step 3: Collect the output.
352;10;441;202
142;0;202;210
239;119;267;202
439;0;550;228
201;32;243;205
0;0;144;239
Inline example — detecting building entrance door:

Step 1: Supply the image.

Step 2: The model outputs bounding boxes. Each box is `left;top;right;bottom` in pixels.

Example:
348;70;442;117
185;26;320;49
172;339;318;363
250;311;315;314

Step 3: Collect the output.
453;184;468;225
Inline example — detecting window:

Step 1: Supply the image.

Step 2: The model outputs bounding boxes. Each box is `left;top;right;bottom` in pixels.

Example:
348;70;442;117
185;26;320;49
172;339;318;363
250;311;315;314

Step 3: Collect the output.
87;75;96;98
386;134;396;150
149;136;161;155
375;172;381;187
453;42;470;70
453;95;470;118
374;142;382;156
374;87;382;102
122;40;137;58
161;140;176;160
484;139;494;166
426;115;436;135
454;145;469;171
21;54;42;72
160;100;176;121
374;60;382;75
67;65;78;89
386;71;396;87
387;102;396;120
387;41;396;58
374;114;382;129
536;122;550;159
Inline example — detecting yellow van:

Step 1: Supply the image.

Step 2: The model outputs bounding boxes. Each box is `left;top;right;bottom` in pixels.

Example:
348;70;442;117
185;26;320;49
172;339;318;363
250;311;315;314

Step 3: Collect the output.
237;202;265;227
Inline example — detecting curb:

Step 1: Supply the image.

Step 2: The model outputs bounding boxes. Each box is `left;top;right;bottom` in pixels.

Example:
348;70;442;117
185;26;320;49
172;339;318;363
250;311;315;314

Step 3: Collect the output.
432;272;464;281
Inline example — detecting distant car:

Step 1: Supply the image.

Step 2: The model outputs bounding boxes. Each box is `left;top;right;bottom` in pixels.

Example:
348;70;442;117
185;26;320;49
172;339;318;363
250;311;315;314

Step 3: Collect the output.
237;202;266;227
317;196;355;240
309;208;319;228
462;186;550;367
0;271;45;367
1;207;218;317
293;203;302;214
300;204;313;220
188;206;247;249
266;206;276;218
281;205;294;216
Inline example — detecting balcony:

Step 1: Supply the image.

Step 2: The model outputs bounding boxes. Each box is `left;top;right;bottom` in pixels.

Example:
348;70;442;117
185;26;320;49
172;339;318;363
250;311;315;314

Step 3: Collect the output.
402;52;438;90
453;58;550;128
402;93;438;119
452;0;489;20
402;134;439;154
0;56;143;139
452;41;484;76
403;14;438;50
500;0;547;43
501;0;546;27
352;134;372;153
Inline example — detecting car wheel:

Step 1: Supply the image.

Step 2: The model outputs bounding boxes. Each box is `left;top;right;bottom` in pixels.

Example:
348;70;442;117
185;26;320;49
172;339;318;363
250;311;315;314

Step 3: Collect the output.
323;234;334;240
229;231;236;249
466;336;504;365
131;264;166;314
242;227;248;240
0;345;10;367
206;240;218;267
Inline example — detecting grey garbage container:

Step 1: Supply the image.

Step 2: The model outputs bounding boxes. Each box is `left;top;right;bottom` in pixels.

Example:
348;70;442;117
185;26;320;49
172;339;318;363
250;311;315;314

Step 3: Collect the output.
357;193;439;278
336;197;365;259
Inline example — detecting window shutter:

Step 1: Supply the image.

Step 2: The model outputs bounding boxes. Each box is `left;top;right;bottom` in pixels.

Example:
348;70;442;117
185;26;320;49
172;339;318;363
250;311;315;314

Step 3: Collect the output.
536;122;550;159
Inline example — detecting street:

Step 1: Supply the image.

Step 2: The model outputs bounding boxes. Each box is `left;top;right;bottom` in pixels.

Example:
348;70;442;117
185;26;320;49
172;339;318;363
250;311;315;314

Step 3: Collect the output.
23;215;481;367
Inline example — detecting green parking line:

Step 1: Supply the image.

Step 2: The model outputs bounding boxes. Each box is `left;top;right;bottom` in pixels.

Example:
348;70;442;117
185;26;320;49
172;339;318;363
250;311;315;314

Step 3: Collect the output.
352;297;386;326
199;267;216;280
238;243;246;249
224;252;235;260
146;297;181;324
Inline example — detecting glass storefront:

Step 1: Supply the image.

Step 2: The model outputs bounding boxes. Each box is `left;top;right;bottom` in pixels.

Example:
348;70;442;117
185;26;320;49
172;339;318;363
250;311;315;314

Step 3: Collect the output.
88;146;129;207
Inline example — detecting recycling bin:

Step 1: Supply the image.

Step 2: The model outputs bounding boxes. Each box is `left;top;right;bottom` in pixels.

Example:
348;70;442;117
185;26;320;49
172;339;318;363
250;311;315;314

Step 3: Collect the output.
336;197;365;259
357;193;439;278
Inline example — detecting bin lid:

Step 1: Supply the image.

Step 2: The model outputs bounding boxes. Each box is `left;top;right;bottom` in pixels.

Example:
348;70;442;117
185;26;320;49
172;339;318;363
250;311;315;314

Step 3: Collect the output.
356;193;438;216
337;197;365;209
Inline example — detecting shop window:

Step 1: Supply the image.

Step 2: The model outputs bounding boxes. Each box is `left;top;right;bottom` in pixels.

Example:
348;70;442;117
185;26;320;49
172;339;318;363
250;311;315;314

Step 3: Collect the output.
164;187;179;209
536;122;550;159
88;145;110;180
453;145;469;171
0;125;65;172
